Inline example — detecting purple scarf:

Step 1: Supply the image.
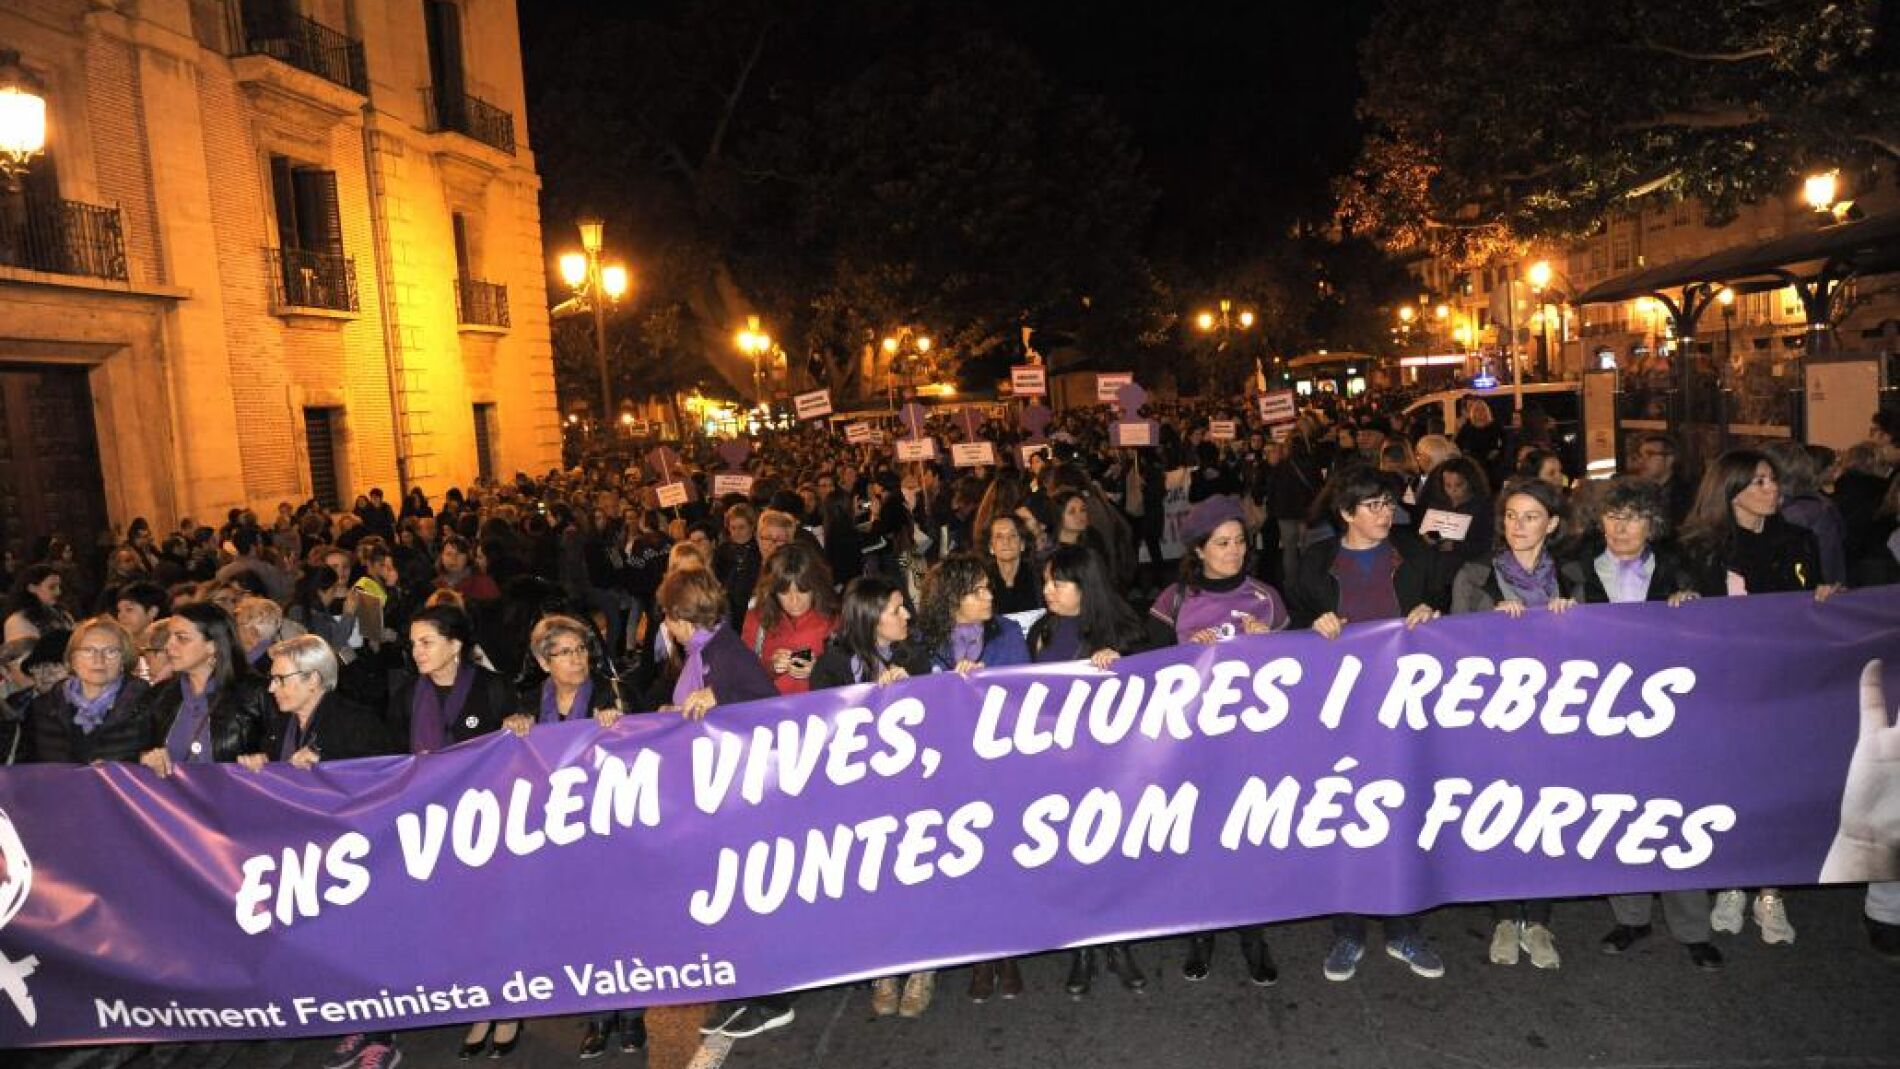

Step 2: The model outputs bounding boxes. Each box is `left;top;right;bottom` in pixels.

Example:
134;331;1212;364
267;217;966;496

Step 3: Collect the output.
540;677;594;724
66;676;124;735
164;675;218;765
1493;548;1558;608
950;622;985;666
410;667;475;754
673;624;722;708
245;639;272;667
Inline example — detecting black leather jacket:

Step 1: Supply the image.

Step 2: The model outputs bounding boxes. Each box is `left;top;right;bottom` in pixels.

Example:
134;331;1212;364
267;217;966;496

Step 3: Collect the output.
24;677;152;765
137;673;275;764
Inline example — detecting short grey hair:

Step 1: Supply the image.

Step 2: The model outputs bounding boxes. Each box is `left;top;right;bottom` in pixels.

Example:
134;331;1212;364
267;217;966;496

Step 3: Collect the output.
530;614;591;660
268;634;338;691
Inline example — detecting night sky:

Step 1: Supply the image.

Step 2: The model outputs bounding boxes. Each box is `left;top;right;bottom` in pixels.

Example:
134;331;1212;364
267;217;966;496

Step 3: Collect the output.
518;0;1380;269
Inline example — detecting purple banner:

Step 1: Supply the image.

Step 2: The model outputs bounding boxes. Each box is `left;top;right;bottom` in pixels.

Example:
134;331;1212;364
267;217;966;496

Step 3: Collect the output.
1;588;1897;1047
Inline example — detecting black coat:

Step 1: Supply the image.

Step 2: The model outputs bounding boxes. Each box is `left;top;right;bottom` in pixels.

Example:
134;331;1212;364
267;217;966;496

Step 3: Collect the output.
1559;541;1699;604
138;672;275;764
809;640;934;689
258;691;396;762
24;677;152;765
1286;530;1451;628
1686;515;1824;597
387;665;514;753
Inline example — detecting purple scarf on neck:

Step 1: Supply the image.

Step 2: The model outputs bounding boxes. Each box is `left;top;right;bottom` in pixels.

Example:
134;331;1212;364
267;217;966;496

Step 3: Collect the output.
66;675;124;735
950;622;985;665
672;624;721;708
411;666;475;754
540;676;594;724
164;675;218;765
1493;548;1559;608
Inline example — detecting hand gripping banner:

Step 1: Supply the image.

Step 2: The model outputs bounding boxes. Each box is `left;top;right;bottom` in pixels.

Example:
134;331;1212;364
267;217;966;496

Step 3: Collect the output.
1;589;1896;1047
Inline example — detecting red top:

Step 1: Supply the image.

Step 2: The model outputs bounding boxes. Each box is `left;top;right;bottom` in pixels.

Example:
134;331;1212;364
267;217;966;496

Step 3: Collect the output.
740;607;838;696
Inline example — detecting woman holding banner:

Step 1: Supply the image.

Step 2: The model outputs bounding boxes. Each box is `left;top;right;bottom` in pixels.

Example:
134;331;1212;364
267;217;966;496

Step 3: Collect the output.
1681;450;1839;948
1028;544;1155;997
135;601;273;776
22;616;148;765
1450;478;1574;970
1557;477;1723;970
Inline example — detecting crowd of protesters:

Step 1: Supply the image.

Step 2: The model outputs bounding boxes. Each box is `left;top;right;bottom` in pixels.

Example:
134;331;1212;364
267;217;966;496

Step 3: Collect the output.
3;391;1898;1065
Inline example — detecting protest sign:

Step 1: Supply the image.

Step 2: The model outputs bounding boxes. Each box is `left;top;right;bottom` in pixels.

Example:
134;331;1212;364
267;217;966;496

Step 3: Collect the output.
843;422;872;444
1010;366;1047;396
1208;420;1237;441
1419;509;1475;542
1019;443;1052;467
1257;390;1297;424
654;482;690;508
794;390;833;420
711;474;755;499
0;591;1894;1046
896;438;938;462
1097;372;1133;403
951;442;998;468
1112;421;1154;447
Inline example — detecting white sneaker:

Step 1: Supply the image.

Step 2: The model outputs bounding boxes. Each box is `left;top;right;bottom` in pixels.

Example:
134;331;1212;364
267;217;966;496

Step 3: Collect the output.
1710;890;1746;934
1753;893;1795;944
1488;919;1520;965
1519;924;1561;969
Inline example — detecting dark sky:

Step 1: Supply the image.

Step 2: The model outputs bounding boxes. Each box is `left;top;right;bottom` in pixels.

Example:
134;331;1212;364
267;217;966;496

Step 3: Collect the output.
518;0;1380;268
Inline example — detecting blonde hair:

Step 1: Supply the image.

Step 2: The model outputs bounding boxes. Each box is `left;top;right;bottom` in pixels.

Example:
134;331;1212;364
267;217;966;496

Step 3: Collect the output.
67;615;137;670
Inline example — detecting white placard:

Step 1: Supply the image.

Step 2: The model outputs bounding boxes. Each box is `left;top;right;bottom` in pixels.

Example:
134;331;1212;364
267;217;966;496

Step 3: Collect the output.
843;421;872;444
1270;423;1293;442
1010;365;1047;396
1019;442;1052;467
654;481;690;508
896;438;938;462
712;473;755;498
1096;371;1133;403
1208;420;1236;441
951;441;997;468
1419;508;1474;542
794;389;833;420
1257;390;1297;424
1111;421;1154;447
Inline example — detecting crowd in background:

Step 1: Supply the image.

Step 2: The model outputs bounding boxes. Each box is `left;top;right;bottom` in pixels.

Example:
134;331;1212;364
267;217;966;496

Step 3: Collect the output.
3;392;1898;1065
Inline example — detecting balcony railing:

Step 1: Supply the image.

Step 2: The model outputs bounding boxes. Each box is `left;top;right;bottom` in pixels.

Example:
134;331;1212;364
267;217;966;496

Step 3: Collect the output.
0;195;129;281
423;88;517;155
455;277;510;328
267;246;358;312
225;2;368;94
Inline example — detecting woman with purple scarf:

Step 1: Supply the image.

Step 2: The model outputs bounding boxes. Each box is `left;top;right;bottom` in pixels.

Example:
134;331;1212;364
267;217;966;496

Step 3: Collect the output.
134;601;272;777
656;568;776;721
500;615;626;742
22;616;149;764
1450;477;1577;970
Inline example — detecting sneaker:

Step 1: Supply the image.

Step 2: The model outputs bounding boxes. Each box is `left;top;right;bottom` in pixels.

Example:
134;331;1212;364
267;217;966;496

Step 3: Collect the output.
354;1043;401;1069
1710;889;1746;934
1323;936;1365;982
719;1005;794;1039
1488;920;1521;966
898;971;936;1017
1520;924;1561;969
870;977;900;1017
1385;935;1446;979
324;1035;368;1069
1753;892;1795;944
699;1005;747;1036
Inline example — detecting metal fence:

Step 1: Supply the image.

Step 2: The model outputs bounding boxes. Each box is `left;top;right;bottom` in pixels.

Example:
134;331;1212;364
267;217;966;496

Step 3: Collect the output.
455;277;510;327
267;247;358;312
423;88;517;155
0;196;129;281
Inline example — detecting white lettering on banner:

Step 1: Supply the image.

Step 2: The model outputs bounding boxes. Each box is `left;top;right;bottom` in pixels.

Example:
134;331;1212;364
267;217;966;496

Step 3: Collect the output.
896;438;937;462
562;955;738;996
794;390;833;420
1096;372;1132;402
1257;390;1297;424
1010;366;1046;395
712;473;755;498
951;442;997;468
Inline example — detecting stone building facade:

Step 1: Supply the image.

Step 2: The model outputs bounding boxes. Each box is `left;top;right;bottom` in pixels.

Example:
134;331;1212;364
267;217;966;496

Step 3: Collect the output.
0;0;559;556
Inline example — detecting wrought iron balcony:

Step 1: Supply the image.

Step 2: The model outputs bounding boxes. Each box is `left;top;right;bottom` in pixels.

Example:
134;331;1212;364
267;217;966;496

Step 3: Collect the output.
455;277;510;328
225;1;368;94
0;195;129;281
423;88;517;155
267;246;358;312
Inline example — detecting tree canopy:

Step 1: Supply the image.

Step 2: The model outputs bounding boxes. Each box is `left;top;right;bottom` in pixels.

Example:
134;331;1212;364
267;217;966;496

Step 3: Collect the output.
1334;0;1897;265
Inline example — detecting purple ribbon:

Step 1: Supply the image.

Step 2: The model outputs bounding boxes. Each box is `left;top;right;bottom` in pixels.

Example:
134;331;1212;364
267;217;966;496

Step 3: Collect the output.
672;624;721;708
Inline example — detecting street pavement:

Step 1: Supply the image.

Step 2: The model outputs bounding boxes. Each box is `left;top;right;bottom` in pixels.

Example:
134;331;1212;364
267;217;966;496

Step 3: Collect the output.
27;887;1898;1069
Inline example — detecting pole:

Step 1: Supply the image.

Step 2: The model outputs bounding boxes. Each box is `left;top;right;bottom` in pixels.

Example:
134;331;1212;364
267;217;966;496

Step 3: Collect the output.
1506;275;1524;420
591;252;612;429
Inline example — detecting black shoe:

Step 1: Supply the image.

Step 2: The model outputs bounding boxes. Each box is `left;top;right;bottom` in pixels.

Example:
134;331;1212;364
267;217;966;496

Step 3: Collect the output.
1181;935;1214;982
459;1023;493;1060
1599;924;1653;955
998;958;1024;999
1240;931;1279;987
620;1016;647;1053
1869;916;1900;961
578;1024;607;1061
1686;942;1725;970
968;962;997;1003
1105;945;1148;993
489;1021;523;1059
1065;948;1095;998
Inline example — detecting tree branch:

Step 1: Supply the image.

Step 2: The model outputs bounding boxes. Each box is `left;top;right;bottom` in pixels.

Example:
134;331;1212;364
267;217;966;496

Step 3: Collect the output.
704;24;771;170
1616;108;1769;131
635;113;697;179
1631;39;1776;63
1857;133;1900;159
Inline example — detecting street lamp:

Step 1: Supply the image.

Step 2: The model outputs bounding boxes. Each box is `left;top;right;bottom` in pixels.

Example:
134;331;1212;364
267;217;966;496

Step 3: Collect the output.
0;51;46;193
736;314;774;402
1194;298;1255;338
881;326;936;409
1803;169;1856;223
558;216;631;429
1525;259;1576;380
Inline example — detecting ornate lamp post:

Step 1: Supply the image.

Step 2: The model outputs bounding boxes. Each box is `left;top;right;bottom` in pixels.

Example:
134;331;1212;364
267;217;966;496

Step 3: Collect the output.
557;217;629;428
0;51;47;194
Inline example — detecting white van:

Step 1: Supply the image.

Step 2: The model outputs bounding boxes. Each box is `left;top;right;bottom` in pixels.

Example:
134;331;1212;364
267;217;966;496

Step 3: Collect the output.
1402;382;1585;468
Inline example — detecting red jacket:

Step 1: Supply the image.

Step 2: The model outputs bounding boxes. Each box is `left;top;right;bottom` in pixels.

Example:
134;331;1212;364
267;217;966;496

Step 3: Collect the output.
740;608;838;696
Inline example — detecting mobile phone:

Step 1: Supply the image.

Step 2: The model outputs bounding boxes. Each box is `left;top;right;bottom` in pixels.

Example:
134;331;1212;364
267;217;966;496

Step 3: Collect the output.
790;648;813;662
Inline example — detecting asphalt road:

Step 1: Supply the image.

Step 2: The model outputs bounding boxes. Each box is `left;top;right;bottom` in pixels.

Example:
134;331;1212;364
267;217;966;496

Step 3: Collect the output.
26;885;1896;1069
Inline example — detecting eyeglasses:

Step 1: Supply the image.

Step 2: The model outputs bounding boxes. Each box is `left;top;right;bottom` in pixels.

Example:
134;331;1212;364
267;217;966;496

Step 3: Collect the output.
1357;499;1397;514
268;670;314;687
545;645;588;661
74;646;123;661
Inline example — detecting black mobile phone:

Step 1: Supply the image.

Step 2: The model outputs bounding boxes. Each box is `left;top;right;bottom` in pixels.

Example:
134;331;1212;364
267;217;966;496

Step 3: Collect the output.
791;648;814;662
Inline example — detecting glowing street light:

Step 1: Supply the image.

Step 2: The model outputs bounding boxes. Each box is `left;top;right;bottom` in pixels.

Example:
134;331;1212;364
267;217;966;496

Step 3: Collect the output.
557;216;633;423
0;51;47;193
1803;171;1840;213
